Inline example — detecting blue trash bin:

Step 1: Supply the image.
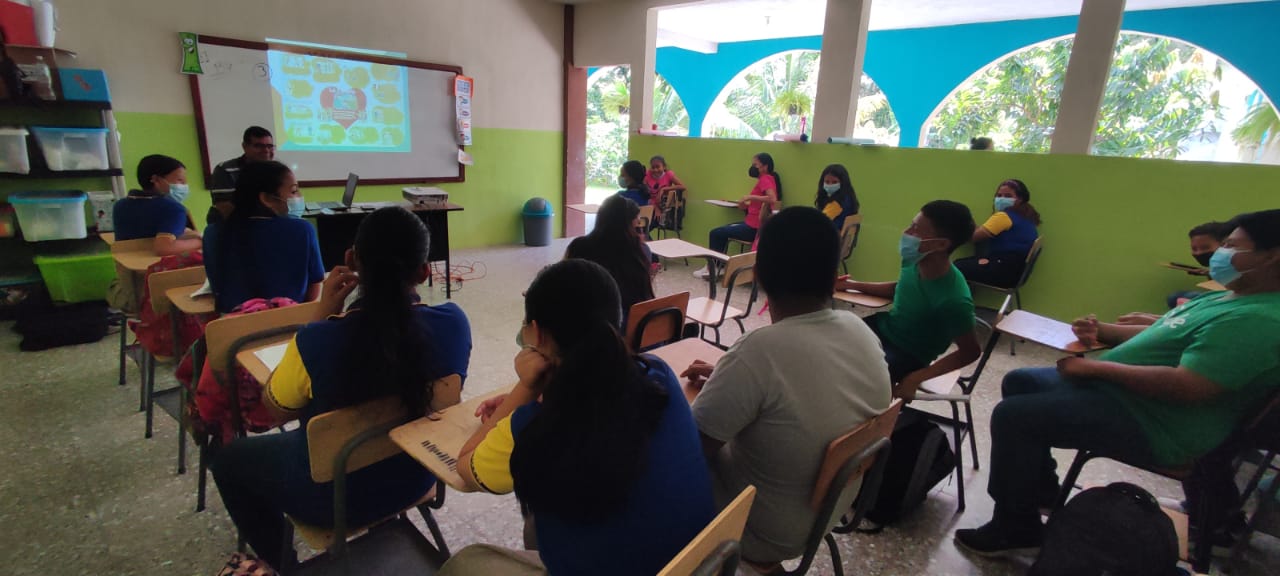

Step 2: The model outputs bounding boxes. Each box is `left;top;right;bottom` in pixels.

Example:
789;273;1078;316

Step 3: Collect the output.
522;198;554;247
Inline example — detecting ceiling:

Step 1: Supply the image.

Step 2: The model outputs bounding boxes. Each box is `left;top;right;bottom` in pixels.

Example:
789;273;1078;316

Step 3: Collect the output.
654;0;1268;50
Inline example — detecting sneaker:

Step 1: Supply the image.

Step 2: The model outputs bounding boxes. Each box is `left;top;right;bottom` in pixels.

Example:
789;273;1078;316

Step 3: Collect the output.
954;519;1044;558
692;266;709;279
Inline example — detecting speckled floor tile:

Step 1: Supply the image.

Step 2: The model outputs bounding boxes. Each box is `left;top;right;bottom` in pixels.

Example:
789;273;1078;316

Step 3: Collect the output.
1;238;1276;575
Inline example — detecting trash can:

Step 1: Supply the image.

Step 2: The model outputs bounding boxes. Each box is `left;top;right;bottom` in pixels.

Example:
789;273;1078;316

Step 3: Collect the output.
522;198;554;247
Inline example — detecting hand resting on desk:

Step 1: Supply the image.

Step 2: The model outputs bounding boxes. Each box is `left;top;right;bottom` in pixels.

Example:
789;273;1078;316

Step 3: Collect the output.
680;360;715;387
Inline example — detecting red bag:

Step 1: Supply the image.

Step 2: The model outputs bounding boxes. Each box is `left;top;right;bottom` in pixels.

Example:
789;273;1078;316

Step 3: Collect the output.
131;252;211;358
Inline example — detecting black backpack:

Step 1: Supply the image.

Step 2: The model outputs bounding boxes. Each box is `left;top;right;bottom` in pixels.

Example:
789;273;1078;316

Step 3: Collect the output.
859;409;956;527
1030;482;1180;576
15;300;110;351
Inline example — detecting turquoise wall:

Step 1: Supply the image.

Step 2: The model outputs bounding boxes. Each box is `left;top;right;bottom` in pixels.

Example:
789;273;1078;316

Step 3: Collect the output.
656;2;1280;143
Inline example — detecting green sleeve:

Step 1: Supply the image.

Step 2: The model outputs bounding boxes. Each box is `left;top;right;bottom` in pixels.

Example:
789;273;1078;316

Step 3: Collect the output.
1181;314;1280;391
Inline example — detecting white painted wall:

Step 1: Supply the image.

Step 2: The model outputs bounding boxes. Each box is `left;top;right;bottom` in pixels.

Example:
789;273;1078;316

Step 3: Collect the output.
53;0;564;131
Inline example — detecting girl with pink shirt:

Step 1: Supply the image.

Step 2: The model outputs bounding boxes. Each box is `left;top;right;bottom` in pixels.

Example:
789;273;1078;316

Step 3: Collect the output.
697;153;783;278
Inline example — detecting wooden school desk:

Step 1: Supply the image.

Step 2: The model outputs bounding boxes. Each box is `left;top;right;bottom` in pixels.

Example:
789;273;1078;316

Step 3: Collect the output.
1197;280;1226;291
704;199;739;208
165;283;215;355
648;239;731;298
995;310;1108;354
567;203;600;214
833;288;891;309
112;249;161;273
236;337;296;384
309;202;464;298
647;338;726;405
389;390;507;492
99;232;116;245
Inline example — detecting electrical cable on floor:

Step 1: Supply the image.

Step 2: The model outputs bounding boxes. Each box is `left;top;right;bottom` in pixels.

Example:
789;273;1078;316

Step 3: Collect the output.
430;260;487;294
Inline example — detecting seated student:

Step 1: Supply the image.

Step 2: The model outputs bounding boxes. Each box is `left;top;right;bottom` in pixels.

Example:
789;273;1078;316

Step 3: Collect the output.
644;155;686;219
209;126;277;224
211;206;473;569
616;159;651;207
202;161;324;313
565;195;654;324
681;207;892;566
1167;220;1234;308
955;179;1041;288
954;209;1280;558
836;200;982;399
697;152;783;278
449;259;713;576
814;163;860;233
113;154;202;256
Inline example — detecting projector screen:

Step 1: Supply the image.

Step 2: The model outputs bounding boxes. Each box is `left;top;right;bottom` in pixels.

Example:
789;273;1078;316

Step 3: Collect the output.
190;36;464;187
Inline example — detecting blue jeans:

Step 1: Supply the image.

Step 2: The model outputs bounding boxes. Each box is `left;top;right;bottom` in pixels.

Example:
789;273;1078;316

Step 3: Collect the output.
988;367;1155;522
709;222;756;254
864;313;927;383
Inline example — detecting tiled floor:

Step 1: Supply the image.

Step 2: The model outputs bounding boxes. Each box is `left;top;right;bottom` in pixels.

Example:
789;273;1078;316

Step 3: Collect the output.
1;238;1276;575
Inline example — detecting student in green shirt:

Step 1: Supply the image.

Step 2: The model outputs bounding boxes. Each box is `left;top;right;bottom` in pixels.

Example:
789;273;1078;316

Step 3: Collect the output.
956;209;1280;558
836;200;982;400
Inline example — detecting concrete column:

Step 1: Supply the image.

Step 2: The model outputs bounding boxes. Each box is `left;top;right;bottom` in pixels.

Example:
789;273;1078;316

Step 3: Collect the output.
812;0;873;143
629;7;658;134
1050;0;1126;154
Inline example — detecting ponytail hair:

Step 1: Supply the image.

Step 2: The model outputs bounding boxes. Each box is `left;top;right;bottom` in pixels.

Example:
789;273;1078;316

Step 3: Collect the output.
340;206;434;415
999;178;1042;226
510;259;668;522
230;161;291;220
756;152;782;202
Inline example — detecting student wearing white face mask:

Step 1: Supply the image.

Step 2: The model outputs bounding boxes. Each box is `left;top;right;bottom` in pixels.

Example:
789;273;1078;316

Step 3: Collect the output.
113;154;202;256
955;179;1041;288
814;163;860;232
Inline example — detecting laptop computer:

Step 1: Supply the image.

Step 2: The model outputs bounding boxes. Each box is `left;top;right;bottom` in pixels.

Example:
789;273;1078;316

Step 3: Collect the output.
306;173;358;211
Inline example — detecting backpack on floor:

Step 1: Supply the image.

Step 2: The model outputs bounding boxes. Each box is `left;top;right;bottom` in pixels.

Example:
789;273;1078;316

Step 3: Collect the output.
860;409;956;527
1029;482;1180;576
15;300;110;351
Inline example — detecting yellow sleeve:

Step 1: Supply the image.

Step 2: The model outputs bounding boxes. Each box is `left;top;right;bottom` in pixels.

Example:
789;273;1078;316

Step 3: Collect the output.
265;336;312;411
982;212;1013;235
469;415;516;494
821;200;842;220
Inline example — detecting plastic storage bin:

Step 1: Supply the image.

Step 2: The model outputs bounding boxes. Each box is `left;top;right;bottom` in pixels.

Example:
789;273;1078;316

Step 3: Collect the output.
10;190;88;241
30;126;111;171
34;251;115;303
0;127;30;174
0;203;15;238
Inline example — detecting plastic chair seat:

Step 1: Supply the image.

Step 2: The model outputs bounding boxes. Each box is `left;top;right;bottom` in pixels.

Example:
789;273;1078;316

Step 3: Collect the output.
687;297;742;326
917;369;965;397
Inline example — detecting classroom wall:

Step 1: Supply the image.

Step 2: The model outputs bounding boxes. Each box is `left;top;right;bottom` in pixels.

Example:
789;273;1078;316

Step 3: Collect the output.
655;1;1280;143
631;135;1280;323
43;0;566;247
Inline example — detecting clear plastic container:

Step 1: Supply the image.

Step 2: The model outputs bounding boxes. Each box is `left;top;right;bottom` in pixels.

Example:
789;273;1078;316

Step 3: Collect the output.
0;128;31;174
9;190;88;242
30;126;111;171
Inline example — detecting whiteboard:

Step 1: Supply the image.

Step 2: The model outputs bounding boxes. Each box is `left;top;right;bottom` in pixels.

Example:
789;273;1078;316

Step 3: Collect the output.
191;39;462;186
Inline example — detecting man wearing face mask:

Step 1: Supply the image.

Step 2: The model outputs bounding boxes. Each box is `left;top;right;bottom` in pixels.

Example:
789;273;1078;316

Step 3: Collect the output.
835;200;983;400
113;154;202;256
955;210;1280;558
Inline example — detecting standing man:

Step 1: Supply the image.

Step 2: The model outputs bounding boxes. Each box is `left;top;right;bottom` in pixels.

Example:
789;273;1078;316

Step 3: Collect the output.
209;126;276;221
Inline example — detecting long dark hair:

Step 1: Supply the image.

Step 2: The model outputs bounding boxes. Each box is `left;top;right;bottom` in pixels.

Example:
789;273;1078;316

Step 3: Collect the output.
756;152;783;202
566;195;654;310
510;260;669;522
622;159;648;192
815;163;859;215
998;178;1041;226
136;155;184;192
340;207;434;415
230;161;291;220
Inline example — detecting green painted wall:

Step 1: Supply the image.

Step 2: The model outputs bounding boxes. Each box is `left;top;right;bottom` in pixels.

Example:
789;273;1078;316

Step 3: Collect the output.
631;136;1279;322
113;112;564;249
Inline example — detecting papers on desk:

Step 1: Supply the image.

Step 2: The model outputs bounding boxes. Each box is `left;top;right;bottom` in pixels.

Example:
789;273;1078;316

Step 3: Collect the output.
253;343;290;373
390;391;506;492
191;278;213;297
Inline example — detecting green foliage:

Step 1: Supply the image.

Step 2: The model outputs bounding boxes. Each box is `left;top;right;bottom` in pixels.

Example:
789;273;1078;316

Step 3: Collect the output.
585;67;688;188
926;34;1222;158
1231;102;1280;150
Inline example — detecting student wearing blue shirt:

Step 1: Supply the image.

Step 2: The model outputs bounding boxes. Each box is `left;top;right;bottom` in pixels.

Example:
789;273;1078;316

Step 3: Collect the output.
113;155;201;255
616;159;651;207
445;259;714;576
955;179;1041;288
814;163;860;233
202;161;324;313
211;207;472;569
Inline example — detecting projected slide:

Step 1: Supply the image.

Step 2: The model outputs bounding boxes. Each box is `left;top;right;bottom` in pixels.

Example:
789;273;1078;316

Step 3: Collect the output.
267;51;411;153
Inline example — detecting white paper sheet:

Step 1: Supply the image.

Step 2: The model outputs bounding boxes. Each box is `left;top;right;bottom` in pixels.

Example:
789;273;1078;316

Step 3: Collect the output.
191;278;213;297
253;343;290;373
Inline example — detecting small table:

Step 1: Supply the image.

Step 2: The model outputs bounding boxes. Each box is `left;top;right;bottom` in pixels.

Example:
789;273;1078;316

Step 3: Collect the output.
100;232;116;245
705;199;739;209
567;203;600;214
648;239;731;299
310;202;464;298
390;390;508;492
833;288;891;309
113;250;161;273
995;310;1108;354
1158;261;1208;276
647;338;727;405
237;337;299;384
1197;280;1226;291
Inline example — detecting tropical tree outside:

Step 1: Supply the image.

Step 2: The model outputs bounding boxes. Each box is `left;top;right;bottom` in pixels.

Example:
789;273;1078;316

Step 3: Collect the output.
704;50;901;144
586;66;689;195
923;32;1277;164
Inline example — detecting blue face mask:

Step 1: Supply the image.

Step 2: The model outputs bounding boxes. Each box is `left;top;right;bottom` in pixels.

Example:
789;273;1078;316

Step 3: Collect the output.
618;176;629;189
994;196;1015;212
167;182;190;204
1209;247;1250;286
899;234;928;265
823;183;841;195
286;196;307;218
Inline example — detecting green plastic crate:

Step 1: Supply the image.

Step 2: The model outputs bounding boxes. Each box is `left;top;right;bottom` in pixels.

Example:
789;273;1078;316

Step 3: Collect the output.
33;251;115;303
